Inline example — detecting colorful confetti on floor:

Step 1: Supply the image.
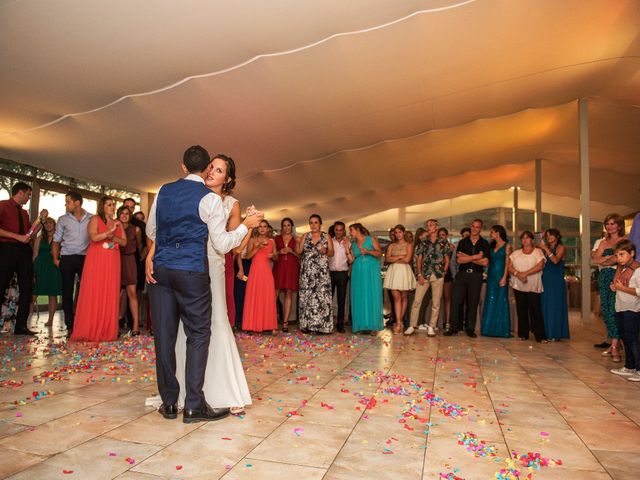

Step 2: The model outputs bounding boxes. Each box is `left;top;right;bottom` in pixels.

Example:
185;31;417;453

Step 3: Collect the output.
0;312;637;479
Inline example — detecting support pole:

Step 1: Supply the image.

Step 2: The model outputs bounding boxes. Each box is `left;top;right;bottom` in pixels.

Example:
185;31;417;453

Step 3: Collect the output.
398;207;406;226
512;187;519;243
579;99;592;323
535;158;542;232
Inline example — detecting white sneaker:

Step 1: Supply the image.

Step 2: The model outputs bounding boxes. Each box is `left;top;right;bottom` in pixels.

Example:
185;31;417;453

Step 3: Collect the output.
418;325;428;331
404;326;415;336
627;373;640;382
611;367;636;377
427;326;436;337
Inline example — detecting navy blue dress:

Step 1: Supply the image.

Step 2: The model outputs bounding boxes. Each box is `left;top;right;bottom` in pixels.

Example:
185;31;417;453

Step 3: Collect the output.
541;246;570;340
481;244;511;337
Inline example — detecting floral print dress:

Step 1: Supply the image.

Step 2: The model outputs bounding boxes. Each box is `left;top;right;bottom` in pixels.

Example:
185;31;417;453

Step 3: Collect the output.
298;233;333;333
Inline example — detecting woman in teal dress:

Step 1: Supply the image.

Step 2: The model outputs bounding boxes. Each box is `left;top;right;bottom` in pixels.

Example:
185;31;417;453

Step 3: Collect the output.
539;228;569;341
349;223;383;334
481;225;511;337
33;217;62;326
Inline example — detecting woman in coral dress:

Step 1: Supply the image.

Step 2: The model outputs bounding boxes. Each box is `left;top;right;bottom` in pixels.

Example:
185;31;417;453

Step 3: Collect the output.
242;220;278;333
72;196;125;342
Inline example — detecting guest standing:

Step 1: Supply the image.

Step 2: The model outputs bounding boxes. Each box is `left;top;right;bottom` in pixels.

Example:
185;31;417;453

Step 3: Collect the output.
297;214;334;334
0;182;45;335
509;231;547;343
273;218;300;332
592;213;626;361
384;225;416;335
71;196;125;342
349;223;383;334
406;228;426;330
52;191;91;335
481;225;511;338
445;220;489;338
539;228;570;341
329;221;351;333
32;217;62;327
118;206;143;335
406;219;449;336
438;227;455;331
609;240;640;380
234;240;252;329
242;220;278;333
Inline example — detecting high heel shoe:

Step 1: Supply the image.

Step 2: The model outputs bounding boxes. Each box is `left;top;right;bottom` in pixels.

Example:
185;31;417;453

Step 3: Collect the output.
282;322;288;333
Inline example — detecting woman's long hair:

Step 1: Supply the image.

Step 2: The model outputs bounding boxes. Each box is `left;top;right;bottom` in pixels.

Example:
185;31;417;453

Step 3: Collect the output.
97;196;115;225
214;154;236;195
414;227;426;249
489;224;508;249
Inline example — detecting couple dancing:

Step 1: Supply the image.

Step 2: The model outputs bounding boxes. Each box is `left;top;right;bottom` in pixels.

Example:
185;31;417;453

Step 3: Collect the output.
145;145;262;422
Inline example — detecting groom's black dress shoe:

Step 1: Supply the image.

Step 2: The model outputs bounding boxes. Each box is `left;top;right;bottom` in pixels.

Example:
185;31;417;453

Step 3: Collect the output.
183;405;230;424
158;403;178;420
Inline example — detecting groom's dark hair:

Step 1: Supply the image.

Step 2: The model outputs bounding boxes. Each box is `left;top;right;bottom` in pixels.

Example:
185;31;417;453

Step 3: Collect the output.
183;145;211;173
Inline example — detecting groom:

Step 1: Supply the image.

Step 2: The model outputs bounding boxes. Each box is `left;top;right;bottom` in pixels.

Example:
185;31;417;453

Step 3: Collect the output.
146;145;261;423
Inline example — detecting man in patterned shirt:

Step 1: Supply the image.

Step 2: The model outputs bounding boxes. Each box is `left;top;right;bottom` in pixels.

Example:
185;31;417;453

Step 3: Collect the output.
405;219;451;336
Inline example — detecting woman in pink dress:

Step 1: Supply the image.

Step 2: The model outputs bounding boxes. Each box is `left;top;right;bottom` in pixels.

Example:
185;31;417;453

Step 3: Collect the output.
72;196;125;342
273;217;300;332
242;220;278;333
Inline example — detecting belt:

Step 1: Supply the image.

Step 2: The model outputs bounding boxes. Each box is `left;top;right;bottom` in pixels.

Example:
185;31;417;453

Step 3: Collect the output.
463;268;479;273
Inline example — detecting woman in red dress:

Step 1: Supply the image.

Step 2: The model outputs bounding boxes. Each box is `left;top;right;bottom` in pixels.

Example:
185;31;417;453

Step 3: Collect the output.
242;220;278;333
273;217;300;332
72;196;126;342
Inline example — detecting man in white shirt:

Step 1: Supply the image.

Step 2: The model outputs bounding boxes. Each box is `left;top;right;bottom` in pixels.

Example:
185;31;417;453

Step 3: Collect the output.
329;221;351;333
145;145;261;423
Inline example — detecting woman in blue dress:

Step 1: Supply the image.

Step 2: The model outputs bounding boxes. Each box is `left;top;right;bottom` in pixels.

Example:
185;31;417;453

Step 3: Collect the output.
539;228;570;341
481;225;511;337
349;223;383;334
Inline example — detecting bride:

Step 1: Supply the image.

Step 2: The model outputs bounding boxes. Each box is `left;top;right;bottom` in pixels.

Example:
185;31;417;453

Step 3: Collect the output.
146;154;253;415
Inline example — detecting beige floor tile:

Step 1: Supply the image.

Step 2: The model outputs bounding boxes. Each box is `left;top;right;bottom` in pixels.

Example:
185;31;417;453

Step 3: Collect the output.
0;410;127;455
548;394;626;422
423;433;508;480
592;450;640;480
223;459;326;480
0;392;103;426
105;411;200;446
326;433;425;480
199;404;286;438
247;419;351;468
114;473;166;480
132;428;262;479
0;449;46;478
0;419;27;438
504;425;606;472
7;437;162;480
567;419;640;452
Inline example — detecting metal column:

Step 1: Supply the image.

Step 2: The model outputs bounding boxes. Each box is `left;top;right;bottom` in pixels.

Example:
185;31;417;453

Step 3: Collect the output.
512;187;519;243
535;158;542;232
579;99;592;322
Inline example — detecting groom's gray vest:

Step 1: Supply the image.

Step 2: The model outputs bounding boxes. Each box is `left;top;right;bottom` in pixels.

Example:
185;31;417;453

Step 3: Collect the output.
154;178;210;273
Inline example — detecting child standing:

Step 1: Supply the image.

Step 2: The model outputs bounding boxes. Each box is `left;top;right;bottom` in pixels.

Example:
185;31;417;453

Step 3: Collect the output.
609;239;640;381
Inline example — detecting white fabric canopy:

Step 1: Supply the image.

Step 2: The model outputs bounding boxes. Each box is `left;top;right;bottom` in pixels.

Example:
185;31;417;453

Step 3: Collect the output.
1;0;639;230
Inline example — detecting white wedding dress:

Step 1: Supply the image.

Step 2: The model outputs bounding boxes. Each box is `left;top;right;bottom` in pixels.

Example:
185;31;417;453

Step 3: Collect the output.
146;195;252;410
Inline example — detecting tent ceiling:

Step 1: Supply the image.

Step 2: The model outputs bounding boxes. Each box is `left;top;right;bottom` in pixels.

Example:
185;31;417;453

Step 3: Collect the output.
1;0;639;230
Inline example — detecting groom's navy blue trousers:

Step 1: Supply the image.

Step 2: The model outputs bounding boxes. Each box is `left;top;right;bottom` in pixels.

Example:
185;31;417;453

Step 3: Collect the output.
149;265;212;410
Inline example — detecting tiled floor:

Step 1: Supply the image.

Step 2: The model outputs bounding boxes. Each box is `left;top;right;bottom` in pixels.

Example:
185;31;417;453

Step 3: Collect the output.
1;312;638;479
